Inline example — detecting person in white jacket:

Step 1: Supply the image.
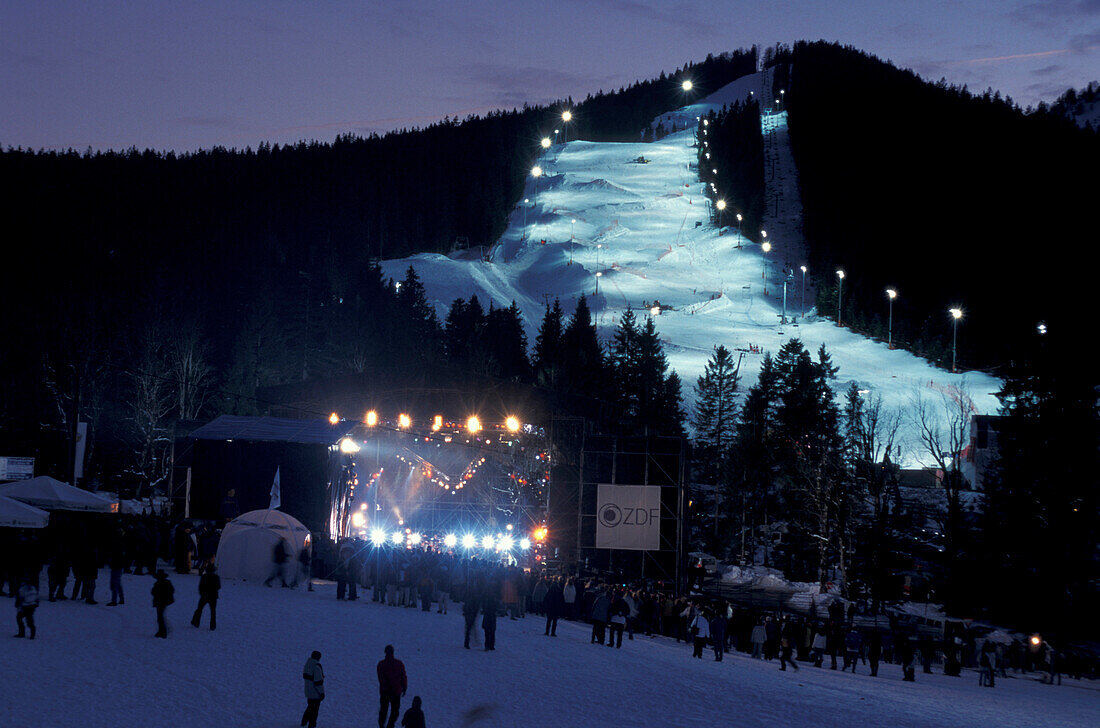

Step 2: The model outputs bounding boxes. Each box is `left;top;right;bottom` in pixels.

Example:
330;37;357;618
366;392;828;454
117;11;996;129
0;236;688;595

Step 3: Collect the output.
690;610;710;659
301;650;325;728
751;619;767;659
562;578;577;620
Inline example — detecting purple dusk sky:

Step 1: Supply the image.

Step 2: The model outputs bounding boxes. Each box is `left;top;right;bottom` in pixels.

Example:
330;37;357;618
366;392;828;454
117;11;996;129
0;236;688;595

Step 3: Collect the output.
2;1;1097;152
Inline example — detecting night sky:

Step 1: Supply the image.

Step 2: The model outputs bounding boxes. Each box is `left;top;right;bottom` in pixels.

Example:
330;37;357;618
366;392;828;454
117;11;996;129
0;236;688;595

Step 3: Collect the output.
2;1;1098;151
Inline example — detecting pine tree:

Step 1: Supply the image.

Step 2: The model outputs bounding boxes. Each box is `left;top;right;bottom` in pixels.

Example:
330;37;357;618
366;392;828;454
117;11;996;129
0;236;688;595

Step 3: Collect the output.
533;299;564;388
561;296;604;400
609;309;640;421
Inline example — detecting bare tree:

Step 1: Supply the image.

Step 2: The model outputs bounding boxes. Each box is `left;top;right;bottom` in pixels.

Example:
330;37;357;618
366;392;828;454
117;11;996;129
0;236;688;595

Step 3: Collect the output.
912;383;975;610
129;333;174;496
169;326;213;421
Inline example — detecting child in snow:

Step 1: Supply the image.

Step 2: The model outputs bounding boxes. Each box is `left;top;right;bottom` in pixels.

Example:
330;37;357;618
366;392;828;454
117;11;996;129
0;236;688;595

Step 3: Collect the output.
401;695;425;728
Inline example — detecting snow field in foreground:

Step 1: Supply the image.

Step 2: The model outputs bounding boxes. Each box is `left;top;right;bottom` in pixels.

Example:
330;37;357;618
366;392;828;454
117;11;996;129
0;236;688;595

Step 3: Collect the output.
4;572;1098;728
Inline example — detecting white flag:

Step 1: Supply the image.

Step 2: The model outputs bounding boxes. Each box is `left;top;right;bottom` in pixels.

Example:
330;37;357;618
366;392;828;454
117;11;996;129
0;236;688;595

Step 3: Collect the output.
269;466;281;510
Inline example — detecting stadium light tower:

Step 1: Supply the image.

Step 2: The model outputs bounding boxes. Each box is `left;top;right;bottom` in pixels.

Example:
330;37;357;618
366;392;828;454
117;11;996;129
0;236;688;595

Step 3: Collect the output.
531;165;542;199
886;288;898;348
561;109;572;143
950;307;963;372
836;269;845;326
736;213;743;248
761;241;771;295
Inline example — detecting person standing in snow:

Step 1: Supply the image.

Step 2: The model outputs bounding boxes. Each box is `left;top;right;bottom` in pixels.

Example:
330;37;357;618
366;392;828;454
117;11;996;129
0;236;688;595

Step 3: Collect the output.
294;545;313;591
900;638;917;682
709;606;728;661
377;644;407;728
191;564;220;630
562;577;577;620
401;695;425;728
14;580;38;639
751;619;766;658
589;586;610;645
843;628;862;673
811;624;828;667
151;569;174;638
462;591;480;649
690;609;710;658
481;590;498;651
301;650;324;728
608;590;629;648
543;577;564;637
868;630;883;677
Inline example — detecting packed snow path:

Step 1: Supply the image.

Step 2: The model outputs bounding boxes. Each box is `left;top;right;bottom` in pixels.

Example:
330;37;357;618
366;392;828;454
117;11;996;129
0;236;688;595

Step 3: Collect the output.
381;73;1001;465
5;574;1098;728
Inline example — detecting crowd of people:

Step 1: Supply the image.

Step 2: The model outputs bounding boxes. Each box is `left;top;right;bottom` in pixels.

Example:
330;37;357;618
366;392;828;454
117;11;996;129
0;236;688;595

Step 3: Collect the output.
3;515;1085;728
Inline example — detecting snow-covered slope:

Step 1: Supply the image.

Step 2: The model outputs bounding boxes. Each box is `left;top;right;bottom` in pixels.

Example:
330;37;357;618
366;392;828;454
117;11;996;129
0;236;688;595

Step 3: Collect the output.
381;74;1001;466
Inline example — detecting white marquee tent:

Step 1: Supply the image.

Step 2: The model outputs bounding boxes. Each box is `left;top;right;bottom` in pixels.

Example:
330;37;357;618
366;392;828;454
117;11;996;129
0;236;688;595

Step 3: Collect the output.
0;495;50;528
0;476;117;513
216;508;311;583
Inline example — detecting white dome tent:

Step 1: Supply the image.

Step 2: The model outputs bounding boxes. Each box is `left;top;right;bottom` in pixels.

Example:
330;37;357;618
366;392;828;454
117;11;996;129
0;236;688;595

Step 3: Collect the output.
215;509;311;583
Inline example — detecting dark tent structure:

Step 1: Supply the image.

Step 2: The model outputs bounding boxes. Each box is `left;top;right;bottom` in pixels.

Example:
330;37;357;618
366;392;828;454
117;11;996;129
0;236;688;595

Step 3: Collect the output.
184;416;351;537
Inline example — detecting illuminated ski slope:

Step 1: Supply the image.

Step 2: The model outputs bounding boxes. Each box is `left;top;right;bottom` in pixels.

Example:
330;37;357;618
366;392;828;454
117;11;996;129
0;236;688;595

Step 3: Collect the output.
381;73;1001;465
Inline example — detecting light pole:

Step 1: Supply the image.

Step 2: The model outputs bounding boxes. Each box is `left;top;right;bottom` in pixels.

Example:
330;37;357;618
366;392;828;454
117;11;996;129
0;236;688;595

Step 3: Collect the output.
531;165;542;199
736;213;743;248
781;268;793;324
570;218;576;264
886;288;897;348
761;241;771;295
595;243;602;294
779;89;785;110
522;197;529;239
800;265;807;318
562;110;572;143
715;199;726;228
836;269;845;326
950;307;963;372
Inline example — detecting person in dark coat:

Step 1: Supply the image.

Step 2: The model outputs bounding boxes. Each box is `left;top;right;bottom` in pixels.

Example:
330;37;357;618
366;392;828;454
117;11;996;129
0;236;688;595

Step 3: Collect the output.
462;592;480;649
191;564;220;630
151;570;175;638
543;578;564;636
779;619;799;671
868;630;883;677
295;546;313;591
265;539;291;588
710;608;728;661
377;644;407;728
608;591;629;648
589;588;610;645
400;695;425;728
481;591;498;651
900;638;917;682
301;650;324;728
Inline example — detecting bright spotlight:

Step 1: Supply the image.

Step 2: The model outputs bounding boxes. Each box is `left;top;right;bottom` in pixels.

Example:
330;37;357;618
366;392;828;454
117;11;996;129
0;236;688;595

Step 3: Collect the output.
365;410;378;427
499;535;515;551
481;534;496;549
950;307;963;320
541;137;551;149
398;413;411;429
391;531;404;545
329;412;340;425
505;416;520;433
408;533;422;546
650;306;660;316
681;79;693;91
339;437;361;454
887;288;897;300
562;110;572;122
461;534;477;549
443;533;458;548
531;165;542;178
762;242;771;253
370;529;387;547
715;199;726;211
432;415;443;431
466;415;481;434
519;538;531;550
351;511;366;529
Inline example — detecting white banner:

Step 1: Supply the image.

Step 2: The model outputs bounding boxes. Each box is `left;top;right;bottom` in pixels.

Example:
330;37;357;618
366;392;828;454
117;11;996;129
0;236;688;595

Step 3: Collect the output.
595;484;661;551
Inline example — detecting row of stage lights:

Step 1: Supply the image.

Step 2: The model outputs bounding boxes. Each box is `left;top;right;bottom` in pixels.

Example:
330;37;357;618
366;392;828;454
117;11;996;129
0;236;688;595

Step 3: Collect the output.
353;523;549;553
333;412;523;455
